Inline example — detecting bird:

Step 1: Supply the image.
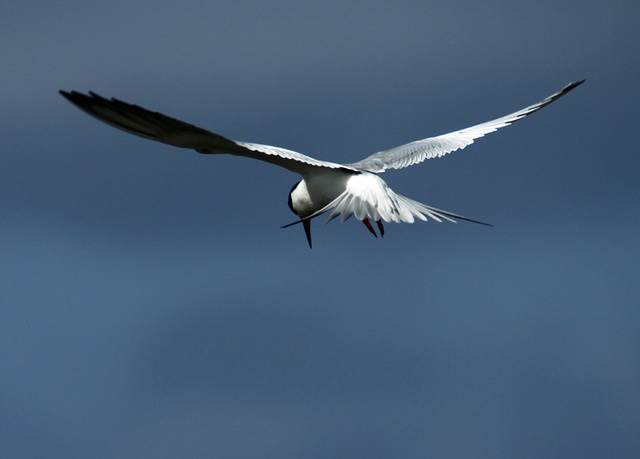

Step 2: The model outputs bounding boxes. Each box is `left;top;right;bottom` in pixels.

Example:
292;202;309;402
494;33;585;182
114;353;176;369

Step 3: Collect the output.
59;80;584;248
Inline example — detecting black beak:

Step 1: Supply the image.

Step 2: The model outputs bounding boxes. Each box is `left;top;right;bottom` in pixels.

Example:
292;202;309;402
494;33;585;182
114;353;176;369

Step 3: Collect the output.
303;219;312;249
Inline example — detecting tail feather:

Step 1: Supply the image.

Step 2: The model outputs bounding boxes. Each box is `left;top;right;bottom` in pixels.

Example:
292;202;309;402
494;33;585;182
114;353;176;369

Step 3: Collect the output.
282;190;491;229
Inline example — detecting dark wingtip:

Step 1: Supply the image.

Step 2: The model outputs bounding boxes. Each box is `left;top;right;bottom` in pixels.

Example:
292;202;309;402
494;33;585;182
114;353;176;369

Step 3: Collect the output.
59;89;74;101
59;90;106;104
59;89;96;108
564;79;586;92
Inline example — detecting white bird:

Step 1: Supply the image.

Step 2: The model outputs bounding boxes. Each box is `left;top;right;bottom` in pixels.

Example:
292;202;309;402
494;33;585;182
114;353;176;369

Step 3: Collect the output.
60;80;584;247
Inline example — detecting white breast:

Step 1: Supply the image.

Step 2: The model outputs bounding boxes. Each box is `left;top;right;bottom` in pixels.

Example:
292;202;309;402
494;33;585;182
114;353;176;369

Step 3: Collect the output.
290;170;355;218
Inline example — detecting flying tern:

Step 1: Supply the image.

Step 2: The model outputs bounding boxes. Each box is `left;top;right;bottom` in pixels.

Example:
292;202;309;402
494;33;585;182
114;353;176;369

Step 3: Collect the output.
60;80;584;247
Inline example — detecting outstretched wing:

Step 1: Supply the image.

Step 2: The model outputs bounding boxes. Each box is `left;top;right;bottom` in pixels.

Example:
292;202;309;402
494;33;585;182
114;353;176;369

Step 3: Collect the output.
348;80;585;173
59;90;357;175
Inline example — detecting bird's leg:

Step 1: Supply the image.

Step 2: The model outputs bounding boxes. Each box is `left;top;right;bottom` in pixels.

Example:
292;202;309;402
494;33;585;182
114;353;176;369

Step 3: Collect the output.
362;218;378;238
376;220;385;237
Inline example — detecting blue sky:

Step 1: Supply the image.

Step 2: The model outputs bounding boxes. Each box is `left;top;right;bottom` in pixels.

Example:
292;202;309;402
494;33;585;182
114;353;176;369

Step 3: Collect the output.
2;1;639;457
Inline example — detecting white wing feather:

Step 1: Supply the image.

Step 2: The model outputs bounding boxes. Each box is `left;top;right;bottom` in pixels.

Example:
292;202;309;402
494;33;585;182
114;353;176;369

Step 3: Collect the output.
348;80;585;173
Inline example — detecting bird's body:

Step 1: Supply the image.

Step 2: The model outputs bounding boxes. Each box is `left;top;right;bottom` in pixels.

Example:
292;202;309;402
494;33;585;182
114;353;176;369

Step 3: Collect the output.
60;80;584;247
290;169;351;219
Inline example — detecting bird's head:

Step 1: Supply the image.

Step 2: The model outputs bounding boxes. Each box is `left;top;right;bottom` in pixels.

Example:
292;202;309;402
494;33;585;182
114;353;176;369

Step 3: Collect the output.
287;180;313;248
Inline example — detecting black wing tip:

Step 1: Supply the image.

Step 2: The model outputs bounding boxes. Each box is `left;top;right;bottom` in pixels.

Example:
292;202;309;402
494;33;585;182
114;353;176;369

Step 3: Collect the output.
59;89;87;98
455;216;493;227
58;89;77;101
281;220;301;229
563;79;586;93
549;80;585;102
59;89;104;109
61;90;129;110
425;205;493;227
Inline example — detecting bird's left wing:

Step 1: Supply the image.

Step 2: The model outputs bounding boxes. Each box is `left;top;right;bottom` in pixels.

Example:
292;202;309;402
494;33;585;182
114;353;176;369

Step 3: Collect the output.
348;80;584;173
59;90;357;175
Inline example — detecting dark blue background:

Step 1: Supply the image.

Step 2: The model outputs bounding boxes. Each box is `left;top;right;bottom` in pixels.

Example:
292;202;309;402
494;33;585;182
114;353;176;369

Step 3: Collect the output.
2;1;639;457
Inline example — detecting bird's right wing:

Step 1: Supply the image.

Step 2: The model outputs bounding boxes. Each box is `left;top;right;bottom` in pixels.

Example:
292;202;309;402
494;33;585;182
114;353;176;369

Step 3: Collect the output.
348;80;585;173
59;90;357;175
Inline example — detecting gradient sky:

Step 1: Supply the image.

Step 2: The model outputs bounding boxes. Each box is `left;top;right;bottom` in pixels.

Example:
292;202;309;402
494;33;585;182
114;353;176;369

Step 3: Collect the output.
2;1;639;457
